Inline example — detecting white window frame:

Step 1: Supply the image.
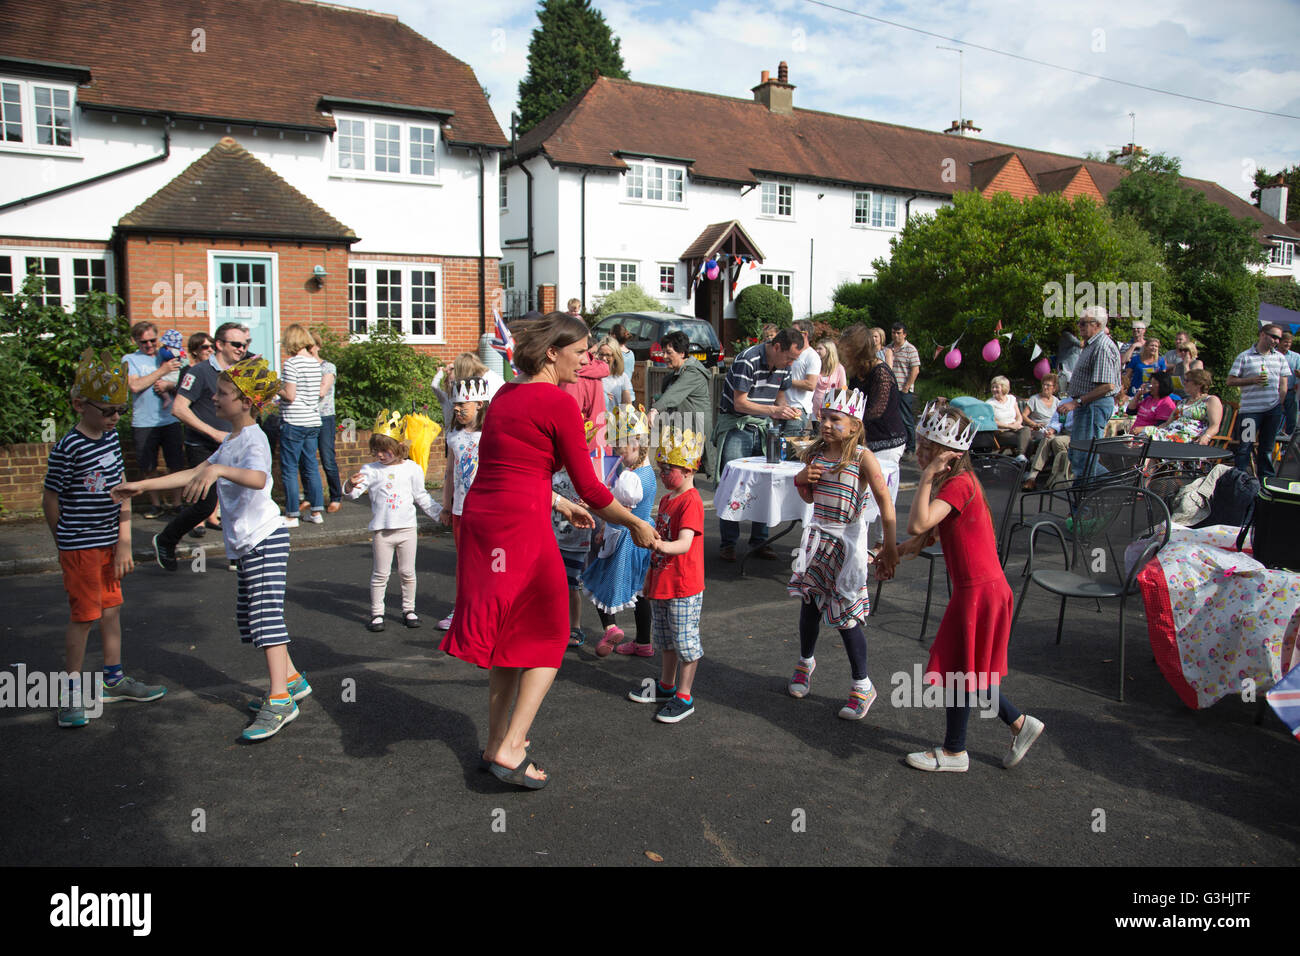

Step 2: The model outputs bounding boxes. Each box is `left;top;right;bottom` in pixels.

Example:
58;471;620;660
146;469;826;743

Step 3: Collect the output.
499;172;508;211
1270;242;1294;267
854;190;898;229
1;248;114;310
346;261;445;343
760;181;793;219
759;271;792;301
623;160;687;207
330;112;441;185
0;76;80;156
658;263;678;296
499;261;515;290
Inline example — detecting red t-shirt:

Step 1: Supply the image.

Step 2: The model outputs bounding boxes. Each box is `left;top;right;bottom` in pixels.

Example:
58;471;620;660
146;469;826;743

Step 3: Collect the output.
644;488;704;599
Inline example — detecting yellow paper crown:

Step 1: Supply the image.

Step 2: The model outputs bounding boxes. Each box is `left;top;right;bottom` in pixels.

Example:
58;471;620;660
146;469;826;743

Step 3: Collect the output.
373;409;405;440
71;348;128;405
608;404;650;443
657;427;704;470
225;356;282;408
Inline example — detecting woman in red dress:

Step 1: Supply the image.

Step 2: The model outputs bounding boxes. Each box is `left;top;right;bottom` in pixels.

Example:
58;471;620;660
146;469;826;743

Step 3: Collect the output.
897;402;1045;773
440;312;659;789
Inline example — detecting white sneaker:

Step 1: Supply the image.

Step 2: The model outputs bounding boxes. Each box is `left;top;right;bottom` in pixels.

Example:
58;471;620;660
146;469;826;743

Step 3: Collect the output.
307;511;324;524
1002;715;1045;768
282;516;300;528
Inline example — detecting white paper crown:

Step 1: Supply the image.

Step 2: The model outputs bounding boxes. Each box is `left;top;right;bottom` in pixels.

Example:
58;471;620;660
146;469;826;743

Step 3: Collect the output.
452;377;491;404
822;388;867;420
915;400;977;452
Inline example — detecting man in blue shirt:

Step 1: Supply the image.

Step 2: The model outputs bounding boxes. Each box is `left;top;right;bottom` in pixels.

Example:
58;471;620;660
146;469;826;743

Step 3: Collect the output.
124;321;184;519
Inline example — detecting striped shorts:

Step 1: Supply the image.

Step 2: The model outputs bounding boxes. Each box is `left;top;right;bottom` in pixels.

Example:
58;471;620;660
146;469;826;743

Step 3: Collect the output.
650;593;704;663
235;527;291;648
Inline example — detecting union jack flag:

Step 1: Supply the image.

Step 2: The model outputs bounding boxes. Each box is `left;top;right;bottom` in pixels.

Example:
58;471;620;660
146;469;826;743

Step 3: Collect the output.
1267;665;1300;741
491;309;515;371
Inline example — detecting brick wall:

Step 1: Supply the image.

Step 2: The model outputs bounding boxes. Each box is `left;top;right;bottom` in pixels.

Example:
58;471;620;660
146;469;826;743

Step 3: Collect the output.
0;428;446;515
538;284;557;314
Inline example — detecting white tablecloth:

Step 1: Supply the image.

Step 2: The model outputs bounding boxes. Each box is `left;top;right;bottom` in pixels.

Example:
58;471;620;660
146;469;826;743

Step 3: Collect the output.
715;457;812;526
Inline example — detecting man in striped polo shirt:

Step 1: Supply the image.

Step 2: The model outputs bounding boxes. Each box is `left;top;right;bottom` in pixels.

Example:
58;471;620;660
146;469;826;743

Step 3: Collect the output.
714;328;800;562
43;349;166;728
1227;324;1290;478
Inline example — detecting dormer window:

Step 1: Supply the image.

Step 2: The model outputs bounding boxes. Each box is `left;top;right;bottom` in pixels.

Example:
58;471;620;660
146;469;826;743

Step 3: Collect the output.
0;77;77;153
1270;241;1294;267
760;181;793;218
624;160;685;205
331;112;440;183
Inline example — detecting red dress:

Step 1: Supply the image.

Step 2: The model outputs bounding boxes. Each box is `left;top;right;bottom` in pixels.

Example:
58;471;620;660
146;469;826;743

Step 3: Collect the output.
440;383;614;669
925;471;1012;690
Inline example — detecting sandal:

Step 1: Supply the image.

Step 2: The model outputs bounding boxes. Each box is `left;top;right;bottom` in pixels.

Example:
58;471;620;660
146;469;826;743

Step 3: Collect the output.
905;747;969;772
489;753;548;790
595;625;623;657
478;740;531;771
402;611;422;629
366;616;385;632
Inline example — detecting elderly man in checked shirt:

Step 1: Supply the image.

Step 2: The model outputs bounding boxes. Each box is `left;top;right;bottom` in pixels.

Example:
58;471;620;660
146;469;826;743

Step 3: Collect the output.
1058;306;1121;480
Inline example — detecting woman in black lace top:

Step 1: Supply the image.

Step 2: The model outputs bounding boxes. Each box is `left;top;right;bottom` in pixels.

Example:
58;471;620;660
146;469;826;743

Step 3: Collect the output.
839;324;906;455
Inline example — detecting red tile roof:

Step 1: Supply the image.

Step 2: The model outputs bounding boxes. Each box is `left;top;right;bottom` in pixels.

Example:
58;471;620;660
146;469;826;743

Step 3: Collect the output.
514;76;1300;241
0;0;506;147
119;137;357;241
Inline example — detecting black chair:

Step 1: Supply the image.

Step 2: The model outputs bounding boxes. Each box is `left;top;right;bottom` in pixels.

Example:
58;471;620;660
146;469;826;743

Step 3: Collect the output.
1083;432;1151;478
1004;466;1145;575
1275;429;1300;480
1143;461;1207;510
874;455;1025;640
1010;486;1171;701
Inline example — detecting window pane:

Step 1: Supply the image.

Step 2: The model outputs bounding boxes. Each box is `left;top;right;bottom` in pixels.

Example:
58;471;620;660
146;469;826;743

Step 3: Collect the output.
499;172;508;208
26;256;62;305
620;263;637;287
376;268;402;322
779;185;792;216
338;118;365;170
761;183;776;215
72;257;108;302
348;267;367;335
409;126;437;176
33;85;72;147
626;164;643;199
667;169;683;203
411;269;437;335
646;167;663;201
659;265;675;294
1;83;21;143
375;123;400;173
854;191;869;225
882;195;897;228
0;255;12;295
598;262;615;292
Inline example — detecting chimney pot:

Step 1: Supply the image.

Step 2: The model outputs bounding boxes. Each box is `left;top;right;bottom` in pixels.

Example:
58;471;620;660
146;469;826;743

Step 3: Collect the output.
778;61;789;83
761;70;770;83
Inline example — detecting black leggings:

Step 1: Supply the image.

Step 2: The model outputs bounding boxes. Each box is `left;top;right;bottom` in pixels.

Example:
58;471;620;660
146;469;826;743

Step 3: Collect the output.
158;441;220;548
944;690;1023;753
798;599;868;681
597;596;651;645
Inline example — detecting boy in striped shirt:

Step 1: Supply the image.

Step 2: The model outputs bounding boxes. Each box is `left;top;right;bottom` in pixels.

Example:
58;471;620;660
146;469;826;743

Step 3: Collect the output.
114;356;308;742
43;349;167;729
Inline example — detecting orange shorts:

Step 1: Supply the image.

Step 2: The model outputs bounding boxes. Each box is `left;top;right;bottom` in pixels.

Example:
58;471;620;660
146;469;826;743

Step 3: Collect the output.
59;546;123;622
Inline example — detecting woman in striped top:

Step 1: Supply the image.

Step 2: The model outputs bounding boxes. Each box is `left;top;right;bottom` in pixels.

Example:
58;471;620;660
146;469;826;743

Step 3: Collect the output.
786;389;899;720
279;324;324;525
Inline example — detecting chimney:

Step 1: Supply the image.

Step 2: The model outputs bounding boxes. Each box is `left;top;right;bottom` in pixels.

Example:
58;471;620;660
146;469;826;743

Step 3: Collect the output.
941;118;981;138
752;63;794;115
1261;174;1289;223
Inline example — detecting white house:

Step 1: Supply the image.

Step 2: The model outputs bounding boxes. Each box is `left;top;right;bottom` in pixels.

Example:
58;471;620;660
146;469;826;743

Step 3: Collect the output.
502;63;1300;345
0;0;507;367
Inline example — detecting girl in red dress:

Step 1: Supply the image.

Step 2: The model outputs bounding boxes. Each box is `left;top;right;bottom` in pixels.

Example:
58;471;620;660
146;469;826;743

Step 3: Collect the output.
439;312;659;790
897;402;1045;773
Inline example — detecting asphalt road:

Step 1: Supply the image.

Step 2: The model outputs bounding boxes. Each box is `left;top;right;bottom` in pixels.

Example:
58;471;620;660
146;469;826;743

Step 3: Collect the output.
2;497;1297;868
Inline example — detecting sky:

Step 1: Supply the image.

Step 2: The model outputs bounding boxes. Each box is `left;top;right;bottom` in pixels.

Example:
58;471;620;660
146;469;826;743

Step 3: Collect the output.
381;0;1300;204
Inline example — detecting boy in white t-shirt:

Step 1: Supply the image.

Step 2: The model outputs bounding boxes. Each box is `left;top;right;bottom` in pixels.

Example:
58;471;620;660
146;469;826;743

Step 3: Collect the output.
114;357;310;742
782;321;822;436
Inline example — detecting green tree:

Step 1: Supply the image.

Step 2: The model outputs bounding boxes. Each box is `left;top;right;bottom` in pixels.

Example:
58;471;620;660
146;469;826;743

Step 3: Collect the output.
1260;275;1300;313
516;0;629;133
1251;164;1300;222
735;283;792;337
869;191;1172;389
592;282;664;320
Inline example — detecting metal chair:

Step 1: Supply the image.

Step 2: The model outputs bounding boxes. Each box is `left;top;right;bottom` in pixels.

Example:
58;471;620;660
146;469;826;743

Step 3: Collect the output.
1004;466;1145;575
1273;428;1300;480
874;455;1025;639
1010;486;1171;701
1144;461;1207;509
1083;432;1151;479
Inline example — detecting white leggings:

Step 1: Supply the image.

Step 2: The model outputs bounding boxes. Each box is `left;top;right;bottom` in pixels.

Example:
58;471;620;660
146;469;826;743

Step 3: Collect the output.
371;527;418;616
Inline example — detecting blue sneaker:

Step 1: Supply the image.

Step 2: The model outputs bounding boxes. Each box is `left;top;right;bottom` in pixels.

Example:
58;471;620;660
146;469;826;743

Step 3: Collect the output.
241;697;299;741
57;706;88;728
655;696;695;723
247;674;312;712
102;676;167;703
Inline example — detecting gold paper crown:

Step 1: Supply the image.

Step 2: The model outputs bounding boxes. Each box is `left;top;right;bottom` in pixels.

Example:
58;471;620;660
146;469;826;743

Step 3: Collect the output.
608;404;650;443
71;348;128;405
225;356;282;409
373;409;405;440
657;427;704;470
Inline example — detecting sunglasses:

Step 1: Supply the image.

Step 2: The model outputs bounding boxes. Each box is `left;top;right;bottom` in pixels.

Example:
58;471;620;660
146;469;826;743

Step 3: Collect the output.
196;343;214;351
221;339;250;349
137;337;158;345
1267;334;1282;342
87;402;127;416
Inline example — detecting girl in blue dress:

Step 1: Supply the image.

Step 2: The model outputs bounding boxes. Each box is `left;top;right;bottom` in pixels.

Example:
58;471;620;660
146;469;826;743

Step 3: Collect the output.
585;406;658;658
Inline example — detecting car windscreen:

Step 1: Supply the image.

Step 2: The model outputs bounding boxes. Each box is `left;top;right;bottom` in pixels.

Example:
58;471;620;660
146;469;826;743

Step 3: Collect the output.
663;322;719;349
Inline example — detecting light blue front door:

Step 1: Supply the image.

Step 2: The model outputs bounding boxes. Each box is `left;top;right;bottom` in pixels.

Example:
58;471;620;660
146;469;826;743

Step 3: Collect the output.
213;256;275;369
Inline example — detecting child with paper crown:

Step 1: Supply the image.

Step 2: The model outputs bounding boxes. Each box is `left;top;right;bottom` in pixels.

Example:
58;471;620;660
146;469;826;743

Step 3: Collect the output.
583;405;657;657
625;426;706;723
437;377;491;631
44;349;167;728
786;388;898;719
344;412;444;633
897;401;1044;773
114;356;310;742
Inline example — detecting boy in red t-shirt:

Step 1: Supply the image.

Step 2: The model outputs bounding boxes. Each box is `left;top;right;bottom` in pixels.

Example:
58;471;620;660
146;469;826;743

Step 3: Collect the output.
627;429;706;722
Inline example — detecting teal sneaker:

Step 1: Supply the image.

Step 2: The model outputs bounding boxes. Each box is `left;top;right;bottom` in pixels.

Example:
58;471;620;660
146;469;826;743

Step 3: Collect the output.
241;697;299;741
102;676;167;703
246;674;312;712
57;706;88;728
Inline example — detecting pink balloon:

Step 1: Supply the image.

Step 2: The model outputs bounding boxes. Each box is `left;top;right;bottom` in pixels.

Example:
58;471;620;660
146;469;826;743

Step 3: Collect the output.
981;339;1001;362
944;348;962;369
1033;357;1052;380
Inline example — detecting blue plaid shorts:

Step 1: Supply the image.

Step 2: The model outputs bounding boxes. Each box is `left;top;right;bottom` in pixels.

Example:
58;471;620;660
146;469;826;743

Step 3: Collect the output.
650;593;704;663
559;547;586;588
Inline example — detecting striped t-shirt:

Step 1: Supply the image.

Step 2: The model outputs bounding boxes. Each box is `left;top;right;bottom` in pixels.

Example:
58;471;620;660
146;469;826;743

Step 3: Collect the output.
720;343;791;415
281;355;322;427
43;427;125;551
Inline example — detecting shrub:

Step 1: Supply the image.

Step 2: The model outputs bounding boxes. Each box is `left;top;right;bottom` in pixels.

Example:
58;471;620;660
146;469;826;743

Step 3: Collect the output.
0;277;131;444
735;283;792;337
593;283;667;321
831;279;874;311
325;324;444;429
